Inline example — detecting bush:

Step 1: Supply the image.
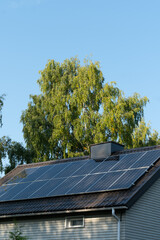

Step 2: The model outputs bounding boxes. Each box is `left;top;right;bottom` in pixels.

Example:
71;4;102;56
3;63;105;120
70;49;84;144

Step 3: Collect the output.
8;224;28;240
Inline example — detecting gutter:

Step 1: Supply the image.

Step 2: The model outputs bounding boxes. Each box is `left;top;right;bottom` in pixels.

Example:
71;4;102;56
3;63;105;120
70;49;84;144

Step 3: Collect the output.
0;206;127;219
112;208;120;240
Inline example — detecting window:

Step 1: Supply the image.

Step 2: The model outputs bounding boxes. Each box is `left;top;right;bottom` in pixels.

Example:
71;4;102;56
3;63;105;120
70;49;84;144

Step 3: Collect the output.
65;217;84;228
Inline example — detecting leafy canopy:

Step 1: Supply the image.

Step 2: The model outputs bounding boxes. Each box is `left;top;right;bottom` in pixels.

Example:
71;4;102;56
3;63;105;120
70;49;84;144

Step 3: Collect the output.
0;136;33;174
21;57;151;162
0;95;33;174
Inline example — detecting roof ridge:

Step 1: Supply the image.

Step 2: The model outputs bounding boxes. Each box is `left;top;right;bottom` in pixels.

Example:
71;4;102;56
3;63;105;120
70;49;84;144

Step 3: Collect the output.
114;144;160;155
14;145;160;168
18;155;90;168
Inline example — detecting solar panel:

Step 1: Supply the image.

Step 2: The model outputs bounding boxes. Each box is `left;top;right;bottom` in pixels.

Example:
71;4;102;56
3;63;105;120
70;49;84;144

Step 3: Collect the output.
5;167;38;185
131;150;160;168
90;160;118;174
109;168;148;190
0;184;14;198
0;182;30;201
67;173;105;195
37;161;72;180
0;148;159;202
11;180;48;200
47;176;83;197
111;152;145;171
29;178;65;199
85;171;125;193
55;160;88;178
71;160;102;176
20;165;54;183
35;164;62;181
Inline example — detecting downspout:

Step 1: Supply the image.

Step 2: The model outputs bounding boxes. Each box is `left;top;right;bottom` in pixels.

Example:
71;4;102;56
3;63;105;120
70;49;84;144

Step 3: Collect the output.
112;208;120;240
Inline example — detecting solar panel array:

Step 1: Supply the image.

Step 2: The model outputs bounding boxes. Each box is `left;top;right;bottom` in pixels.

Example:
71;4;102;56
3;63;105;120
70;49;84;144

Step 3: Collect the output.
0;149;160;202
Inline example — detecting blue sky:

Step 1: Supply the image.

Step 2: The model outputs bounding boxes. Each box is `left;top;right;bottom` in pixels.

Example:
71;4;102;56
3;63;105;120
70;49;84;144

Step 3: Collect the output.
1;0;160;145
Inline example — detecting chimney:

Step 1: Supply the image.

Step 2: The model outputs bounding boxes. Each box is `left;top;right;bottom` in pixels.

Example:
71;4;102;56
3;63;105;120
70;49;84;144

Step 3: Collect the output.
90;141;124;160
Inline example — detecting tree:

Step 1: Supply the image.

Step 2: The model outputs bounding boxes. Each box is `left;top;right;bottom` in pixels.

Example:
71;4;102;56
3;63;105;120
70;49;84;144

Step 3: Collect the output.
0;136;33;174
21;57;157;162
4;139;34;174
132;119;160;148
0;95;7;172
0;95;4;128
0;96;33;174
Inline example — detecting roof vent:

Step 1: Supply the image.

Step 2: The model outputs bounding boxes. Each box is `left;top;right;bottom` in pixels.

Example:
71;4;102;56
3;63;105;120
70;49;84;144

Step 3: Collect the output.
90;141;124;160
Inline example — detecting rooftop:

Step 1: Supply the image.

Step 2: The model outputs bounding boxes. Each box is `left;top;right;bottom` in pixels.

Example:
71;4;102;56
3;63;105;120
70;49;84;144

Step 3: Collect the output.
0;143;160;217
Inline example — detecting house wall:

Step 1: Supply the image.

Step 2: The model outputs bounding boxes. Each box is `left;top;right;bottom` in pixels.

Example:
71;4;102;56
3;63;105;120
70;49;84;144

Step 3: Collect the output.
124;177;160;240
0;213;119;240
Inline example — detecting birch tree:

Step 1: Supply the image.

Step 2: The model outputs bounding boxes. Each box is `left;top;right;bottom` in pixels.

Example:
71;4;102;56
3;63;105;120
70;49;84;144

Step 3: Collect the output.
21;57;151;162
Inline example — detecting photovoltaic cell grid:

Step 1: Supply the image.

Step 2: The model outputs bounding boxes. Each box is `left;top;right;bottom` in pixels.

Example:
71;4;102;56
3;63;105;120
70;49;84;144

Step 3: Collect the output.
0;149;160;202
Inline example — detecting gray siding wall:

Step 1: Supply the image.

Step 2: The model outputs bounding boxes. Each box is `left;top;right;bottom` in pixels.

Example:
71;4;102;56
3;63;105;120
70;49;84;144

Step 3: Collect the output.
0;214;118;240
124;177;160;240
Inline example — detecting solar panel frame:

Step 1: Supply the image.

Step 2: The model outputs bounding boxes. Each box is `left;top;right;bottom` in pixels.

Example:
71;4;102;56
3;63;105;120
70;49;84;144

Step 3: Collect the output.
90;160;119;174
108;168;148;190
38;161;73;180
29;178;66;199
131;150;160;168
11;180;49;200
55;160;89;178
0;184;15;198
5;167;38;185
0;182;31;201
35;164;57;181
110;152;146;171
85;171;125;193
47;175;84;197
66;173;105;195
18;165;54;183
71;160;102;176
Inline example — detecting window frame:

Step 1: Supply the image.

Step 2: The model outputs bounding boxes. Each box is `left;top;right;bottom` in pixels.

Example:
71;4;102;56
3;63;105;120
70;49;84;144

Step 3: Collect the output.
65;216;85;228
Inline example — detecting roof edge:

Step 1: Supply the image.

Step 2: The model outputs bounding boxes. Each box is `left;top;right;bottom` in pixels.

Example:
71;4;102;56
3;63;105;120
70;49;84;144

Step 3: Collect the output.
0;206;128;219
126;165;160;208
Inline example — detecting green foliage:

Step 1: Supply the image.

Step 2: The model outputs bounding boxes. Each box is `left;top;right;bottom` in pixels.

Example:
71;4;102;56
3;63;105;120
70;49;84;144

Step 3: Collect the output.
0;58;160;172
0;136;33;174
0;136;11;172
8;224;28;240
132;119;160;148
0;95;4;128
21;57;159;162
0;95;33;174
4;140;34;174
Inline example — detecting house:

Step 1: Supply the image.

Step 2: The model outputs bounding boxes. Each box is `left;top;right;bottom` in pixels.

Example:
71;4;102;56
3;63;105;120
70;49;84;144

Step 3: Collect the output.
0;141;160;239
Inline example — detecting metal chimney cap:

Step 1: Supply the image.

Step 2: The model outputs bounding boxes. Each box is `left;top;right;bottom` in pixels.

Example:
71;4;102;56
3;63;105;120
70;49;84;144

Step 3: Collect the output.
90;141;124;147
90;141;124;160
